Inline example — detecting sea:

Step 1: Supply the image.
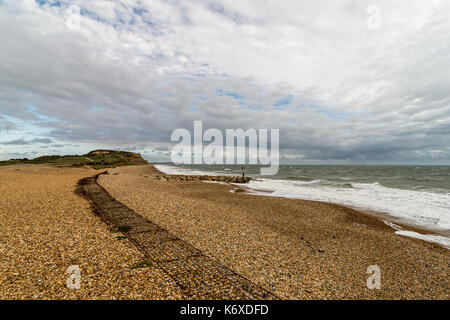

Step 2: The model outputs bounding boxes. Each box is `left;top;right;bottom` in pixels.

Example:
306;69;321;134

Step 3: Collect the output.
154;164;450;248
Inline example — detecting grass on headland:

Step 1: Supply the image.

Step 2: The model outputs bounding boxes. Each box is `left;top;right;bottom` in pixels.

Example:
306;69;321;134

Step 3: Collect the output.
0;150;147;169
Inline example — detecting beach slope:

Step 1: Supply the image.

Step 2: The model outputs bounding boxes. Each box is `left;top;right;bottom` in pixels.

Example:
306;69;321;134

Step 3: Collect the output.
99;165;449;299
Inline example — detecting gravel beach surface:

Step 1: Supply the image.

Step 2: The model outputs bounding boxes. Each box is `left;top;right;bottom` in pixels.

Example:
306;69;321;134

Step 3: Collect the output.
1;164;448;299
99;165;449;299
0;165;183;299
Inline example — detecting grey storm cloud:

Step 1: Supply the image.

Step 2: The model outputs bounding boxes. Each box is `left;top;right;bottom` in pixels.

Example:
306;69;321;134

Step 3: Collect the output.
0;119;17;132
0;0;449;163
0;138;53;145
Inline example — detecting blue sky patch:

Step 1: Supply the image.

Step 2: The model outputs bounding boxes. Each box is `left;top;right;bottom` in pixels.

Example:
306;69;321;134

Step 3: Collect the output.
216;89;243;100
27;105;61;123
273;95;293;107
35;0;61;7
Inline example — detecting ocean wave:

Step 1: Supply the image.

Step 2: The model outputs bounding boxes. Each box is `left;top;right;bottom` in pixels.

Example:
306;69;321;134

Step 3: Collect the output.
154;164;450;247
395;230;450;249
244;179;450;233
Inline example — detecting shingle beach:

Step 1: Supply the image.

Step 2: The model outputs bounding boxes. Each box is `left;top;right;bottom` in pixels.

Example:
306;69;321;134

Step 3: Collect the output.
99;165;449;299
0;165;182;299
1;164;448;299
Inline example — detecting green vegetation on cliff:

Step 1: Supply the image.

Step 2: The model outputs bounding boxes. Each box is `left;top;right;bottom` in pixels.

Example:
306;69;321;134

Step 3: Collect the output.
0;150;148;169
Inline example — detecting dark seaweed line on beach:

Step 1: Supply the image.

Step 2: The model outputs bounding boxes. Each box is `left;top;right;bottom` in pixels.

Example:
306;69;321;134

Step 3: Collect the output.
76;172;278;300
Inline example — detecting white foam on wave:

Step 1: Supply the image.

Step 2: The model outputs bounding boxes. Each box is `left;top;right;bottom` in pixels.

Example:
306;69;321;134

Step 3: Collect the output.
395;231;450;249
242;179;450;232
153;164;450;248
383;220;403;231
203;180;229;185
383;220;450;248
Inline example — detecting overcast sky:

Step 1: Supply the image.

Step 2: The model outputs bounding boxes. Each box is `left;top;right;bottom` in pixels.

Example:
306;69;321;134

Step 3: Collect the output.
0;0;449;164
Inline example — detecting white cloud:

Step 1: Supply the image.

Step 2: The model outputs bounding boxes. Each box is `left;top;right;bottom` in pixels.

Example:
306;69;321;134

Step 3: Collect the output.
0;0;449;162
